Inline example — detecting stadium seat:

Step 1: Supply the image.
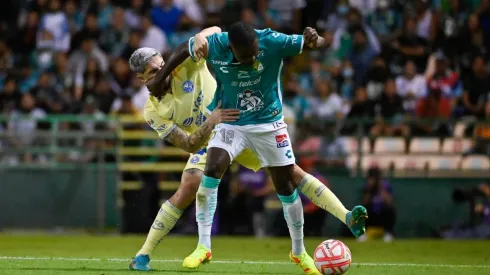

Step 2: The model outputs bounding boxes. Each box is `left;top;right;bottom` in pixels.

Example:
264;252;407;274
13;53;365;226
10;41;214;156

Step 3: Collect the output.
346;154;358;169
441;138;472;154
340;137;370;154
373;137;405;154
409;138;441;153
461;156;490;170
361;155;392;171
427;156;461;170
393;155;428;170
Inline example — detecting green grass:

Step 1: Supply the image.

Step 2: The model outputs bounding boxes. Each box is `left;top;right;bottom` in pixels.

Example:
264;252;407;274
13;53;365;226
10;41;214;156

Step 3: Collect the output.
0;235;488;275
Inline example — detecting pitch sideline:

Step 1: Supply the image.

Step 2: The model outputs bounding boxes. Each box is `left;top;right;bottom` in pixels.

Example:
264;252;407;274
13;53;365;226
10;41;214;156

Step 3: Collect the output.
0;256;489;268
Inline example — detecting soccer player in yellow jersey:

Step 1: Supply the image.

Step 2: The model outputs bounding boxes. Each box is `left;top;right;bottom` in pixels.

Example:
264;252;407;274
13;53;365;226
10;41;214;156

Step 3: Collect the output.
128;27;366;274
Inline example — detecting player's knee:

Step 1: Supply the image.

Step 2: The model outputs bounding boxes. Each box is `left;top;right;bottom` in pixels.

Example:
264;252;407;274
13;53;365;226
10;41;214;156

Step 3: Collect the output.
204;162;226;179
291;165;307;187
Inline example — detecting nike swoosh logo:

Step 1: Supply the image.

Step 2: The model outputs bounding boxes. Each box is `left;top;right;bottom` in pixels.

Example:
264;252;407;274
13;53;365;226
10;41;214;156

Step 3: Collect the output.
169;111;174;120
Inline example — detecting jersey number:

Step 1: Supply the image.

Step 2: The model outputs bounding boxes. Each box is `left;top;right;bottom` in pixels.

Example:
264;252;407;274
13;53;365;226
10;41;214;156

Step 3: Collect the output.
220;129;234;145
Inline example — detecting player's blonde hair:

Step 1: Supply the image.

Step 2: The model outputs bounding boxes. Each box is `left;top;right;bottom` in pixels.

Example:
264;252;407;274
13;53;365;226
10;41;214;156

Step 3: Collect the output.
128;47;161;73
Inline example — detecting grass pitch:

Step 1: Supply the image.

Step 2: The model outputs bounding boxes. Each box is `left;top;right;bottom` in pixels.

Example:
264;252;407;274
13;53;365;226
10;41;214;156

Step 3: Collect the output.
0;235;488;275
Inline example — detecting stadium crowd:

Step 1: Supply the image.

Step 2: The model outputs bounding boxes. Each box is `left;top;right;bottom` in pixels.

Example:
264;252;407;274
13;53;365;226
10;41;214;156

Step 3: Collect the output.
0;0;490;157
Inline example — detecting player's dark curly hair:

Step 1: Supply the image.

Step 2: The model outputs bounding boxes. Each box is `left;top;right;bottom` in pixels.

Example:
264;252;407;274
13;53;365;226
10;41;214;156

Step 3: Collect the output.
229;22;256;48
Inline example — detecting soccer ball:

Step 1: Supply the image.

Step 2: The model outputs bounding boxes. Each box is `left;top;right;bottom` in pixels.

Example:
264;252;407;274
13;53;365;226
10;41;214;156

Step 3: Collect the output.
314;239;352;275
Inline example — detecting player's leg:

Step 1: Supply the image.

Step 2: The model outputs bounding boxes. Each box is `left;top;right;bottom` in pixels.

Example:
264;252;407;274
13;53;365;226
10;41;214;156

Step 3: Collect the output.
291;165;368;237
130;168;202;271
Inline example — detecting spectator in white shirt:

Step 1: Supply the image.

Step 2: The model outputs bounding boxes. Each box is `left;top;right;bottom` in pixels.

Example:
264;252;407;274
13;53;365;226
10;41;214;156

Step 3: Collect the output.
396;60;427;114
173;0;204;26
140;16;169;54
37;0;70;52
311;80;343;120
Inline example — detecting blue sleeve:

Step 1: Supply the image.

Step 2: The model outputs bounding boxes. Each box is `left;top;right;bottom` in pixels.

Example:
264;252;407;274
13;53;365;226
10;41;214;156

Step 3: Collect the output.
188;33;225;62
266;30;304;57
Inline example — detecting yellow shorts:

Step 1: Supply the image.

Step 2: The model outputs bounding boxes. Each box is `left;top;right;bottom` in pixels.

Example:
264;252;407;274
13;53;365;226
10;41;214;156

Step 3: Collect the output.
184;148;262;172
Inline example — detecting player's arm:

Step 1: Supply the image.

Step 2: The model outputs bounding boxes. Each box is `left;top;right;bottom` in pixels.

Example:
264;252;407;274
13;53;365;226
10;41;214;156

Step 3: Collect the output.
273;28;326;58
146;26;221;87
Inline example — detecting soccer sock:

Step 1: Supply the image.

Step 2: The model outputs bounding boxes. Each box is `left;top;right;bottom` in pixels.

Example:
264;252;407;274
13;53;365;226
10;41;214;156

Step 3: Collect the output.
298;174;349;224
137;201;183;256
278;189;305;256
196;175;220;250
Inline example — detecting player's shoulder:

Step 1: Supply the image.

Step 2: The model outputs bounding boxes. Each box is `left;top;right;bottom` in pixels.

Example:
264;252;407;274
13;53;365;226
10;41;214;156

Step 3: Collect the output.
208;32;229;49
144;95;173;118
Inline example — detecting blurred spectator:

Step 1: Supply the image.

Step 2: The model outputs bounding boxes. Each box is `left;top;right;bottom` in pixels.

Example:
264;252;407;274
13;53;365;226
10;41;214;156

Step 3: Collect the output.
241;0;280;29
228;167;273;237
50;52;73;93
99;7;130;58
310;80;342;121
88;0;114;29
426;51;461;102
93;78;117;114
125;0;145;29
28;0;49;14
477;0;490;49
68;37;109;97
392;17;430;72
267;0;306;33
151;0;186;35
121;30;143;60
343;86;374;134
111;76;149;112
371;78;409;137
64;0;83;34
360;167;395;242
29;72;64;114
283;77;311;121
364;56;392;101
467;101;490;156
140;16;169;54
71;13;101;52
413;0;437;42
8;93;46;163
459;14;485;78
348;29;378;87
396;60;427;114
325;0;348;32
462;55;490;117
0;39;14;73
36;0;70;52
435;0;468;62
282;104;297;144
366;0;400;44
339;60;355;101
0;77;21;115
12;11;40;56
413;87;452;137
110;58;133;97
74;57;105;102
173;0;204;27
17;59;40;93
333;8;380;61
348;0;377;17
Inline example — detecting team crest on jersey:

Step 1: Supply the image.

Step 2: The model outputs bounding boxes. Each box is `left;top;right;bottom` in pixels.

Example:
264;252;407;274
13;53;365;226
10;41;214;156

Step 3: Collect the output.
237;89;264;112
182;80;194;93
190;156;200;164
253;61;264;72
275;134;289;148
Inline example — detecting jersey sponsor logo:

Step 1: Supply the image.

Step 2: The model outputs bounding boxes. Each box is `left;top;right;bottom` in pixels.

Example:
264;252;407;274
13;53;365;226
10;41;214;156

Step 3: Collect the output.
182;80;194;93
190;156;200;164
193;90;203;112
147;119;155;126
275;134;289;148
238;76;261;88
183;117;194;127
196;112;207;126
237;89;264;112
212;60;229;65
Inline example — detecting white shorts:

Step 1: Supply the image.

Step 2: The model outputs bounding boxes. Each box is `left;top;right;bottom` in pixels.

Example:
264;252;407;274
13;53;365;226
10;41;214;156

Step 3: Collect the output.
208;119;295;168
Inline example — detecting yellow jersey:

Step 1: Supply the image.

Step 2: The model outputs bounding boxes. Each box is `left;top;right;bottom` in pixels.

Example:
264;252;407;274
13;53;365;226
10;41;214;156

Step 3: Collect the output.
143;57;216;139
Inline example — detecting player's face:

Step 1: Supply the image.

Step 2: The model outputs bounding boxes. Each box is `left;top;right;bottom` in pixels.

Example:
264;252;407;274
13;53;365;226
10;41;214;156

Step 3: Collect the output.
137;55;164;84
230;39;259;66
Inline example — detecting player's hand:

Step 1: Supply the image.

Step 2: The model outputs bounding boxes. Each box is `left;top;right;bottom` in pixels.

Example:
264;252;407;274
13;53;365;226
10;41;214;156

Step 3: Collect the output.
303;27;324;49
193;33;208;61
208;101;240;126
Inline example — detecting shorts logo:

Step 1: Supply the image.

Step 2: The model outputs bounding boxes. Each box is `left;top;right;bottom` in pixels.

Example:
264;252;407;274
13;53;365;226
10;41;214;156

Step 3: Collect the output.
182;80;194;93
285;150;293;159
190;156;200;164
276;134;289;148
183;117;194;127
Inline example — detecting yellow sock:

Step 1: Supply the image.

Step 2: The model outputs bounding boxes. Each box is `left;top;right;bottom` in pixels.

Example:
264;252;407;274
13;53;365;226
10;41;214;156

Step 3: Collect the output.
137;201;183;256
298;174;349;224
